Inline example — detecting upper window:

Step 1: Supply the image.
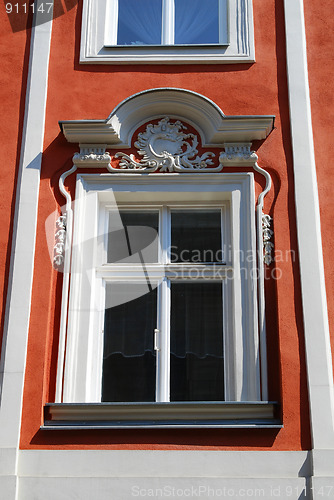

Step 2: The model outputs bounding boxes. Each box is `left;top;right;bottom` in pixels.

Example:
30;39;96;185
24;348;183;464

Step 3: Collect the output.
80;0;255;64
107;0;227;47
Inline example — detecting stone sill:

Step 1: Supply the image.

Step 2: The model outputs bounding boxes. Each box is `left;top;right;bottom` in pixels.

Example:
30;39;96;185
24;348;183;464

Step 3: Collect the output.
43;401;281;429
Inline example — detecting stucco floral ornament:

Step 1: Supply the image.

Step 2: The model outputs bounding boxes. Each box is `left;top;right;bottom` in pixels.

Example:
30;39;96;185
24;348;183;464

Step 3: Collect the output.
114;117;216;172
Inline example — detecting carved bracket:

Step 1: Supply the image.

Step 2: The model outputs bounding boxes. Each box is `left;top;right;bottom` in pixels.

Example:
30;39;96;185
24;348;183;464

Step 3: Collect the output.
262;214;274;265
53;214;67;267
219;143;259;166
73;146;111;168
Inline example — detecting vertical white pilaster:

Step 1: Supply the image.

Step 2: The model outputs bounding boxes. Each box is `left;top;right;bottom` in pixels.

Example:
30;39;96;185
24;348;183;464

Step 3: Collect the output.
0;2;54;498
284;0;334;451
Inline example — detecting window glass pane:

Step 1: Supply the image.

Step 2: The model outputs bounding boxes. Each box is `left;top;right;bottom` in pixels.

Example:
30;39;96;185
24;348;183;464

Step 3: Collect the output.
171;210;222;263
175;0;220;45
108;210;159;263
102;283;157;402
117;0;162;45
170;282;224;401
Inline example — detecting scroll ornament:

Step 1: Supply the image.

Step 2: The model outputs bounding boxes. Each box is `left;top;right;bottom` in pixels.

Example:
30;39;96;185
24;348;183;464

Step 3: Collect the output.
115;117;216;172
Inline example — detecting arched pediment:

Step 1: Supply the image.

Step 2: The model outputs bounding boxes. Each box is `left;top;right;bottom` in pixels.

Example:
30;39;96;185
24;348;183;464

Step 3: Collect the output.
60;88;274;148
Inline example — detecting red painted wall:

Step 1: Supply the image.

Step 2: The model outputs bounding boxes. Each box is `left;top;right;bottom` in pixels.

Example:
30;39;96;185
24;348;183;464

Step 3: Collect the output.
19;0;311;450
0;7;32;353
304;0;334;364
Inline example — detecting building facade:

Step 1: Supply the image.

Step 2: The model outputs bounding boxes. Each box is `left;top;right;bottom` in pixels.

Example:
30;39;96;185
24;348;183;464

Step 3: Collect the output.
0;0;334;498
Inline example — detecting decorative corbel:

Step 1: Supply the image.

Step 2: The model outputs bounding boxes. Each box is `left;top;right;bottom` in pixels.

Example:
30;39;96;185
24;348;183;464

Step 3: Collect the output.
219;143;259;166
72;145;111;168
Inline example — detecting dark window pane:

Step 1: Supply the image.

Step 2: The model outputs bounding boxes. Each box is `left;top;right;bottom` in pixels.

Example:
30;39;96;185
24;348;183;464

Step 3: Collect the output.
170;282;224;401
102;283;157;402
117;0;162;45
171;210;222;262
175;0;219;45
108;210;159;263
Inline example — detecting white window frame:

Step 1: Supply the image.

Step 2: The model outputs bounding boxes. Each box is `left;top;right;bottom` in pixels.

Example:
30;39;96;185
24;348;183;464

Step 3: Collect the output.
60;172;261;405
80;0;255;64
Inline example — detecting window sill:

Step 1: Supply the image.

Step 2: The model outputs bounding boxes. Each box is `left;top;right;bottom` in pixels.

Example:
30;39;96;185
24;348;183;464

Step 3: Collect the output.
43;402;281;429
80;48;255;65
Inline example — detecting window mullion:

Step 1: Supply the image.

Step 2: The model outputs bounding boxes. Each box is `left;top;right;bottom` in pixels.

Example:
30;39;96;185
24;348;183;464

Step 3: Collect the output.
161;205;169;264
156;277;170;402
156;205;171;402
161;0;175;45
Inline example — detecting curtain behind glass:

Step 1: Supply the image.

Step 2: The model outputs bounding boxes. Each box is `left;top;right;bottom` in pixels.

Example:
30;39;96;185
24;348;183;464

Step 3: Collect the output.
175;0;220;45
118;0;162;45
170;281;224;401
108;210;159;264
171;209;222;263
102;284;157;402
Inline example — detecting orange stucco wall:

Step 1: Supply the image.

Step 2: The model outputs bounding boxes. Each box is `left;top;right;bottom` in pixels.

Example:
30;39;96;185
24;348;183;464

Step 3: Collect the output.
304;0;334;365
0;8;32;352
19;0;311;450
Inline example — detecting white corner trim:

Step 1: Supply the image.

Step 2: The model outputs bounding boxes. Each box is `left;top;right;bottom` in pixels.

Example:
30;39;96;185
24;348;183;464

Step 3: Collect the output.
0;0;54;469
284;0;334;450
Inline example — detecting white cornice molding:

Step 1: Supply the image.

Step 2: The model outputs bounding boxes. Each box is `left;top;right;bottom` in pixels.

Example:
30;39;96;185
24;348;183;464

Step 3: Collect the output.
59;89;274;148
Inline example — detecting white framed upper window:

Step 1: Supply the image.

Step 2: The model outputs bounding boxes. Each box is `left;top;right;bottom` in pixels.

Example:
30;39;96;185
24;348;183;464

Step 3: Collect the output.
80;0;255;64
59;173;262;408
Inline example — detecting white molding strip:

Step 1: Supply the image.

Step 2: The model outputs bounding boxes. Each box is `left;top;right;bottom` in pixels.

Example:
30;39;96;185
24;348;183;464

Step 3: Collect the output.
17;449;310;478
0;0;54;492
284;0;334;450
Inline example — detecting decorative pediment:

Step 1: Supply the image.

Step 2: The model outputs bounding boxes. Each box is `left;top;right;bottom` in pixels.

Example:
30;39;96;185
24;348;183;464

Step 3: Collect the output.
59;88;274;148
